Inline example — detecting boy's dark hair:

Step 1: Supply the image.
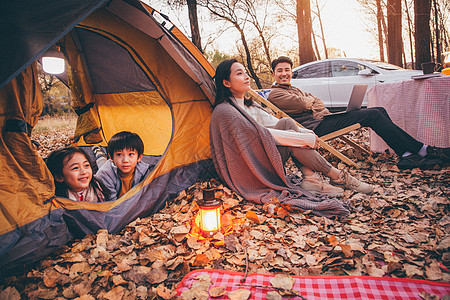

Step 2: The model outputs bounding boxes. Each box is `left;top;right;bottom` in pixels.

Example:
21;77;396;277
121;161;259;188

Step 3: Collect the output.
271;56;293;72
107;131;144;157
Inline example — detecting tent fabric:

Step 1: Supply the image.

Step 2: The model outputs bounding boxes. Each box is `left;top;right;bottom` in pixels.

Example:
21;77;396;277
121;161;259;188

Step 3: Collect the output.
107;1;216;103
0;0;216;272
74;28;157;94
0;63;55;234
0;63;68;269
0;0;108;91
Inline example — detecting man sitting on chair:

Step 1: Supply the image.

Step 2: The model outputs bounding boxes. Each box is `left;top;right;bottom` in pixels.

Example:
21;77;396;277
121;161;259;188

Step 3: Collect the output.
267;56;449;170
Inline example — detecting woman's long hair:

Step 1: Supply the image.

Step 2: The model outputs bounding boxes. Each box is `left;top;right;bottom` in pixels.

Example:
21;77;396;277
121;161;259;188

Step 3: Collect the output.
46;147;109;201
214;58;253;108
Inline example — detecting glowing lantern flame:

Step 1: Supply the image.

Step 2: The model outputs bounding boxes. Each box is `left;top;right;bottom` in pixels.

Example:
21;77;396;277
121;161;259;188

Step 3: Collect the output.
196;187;222;238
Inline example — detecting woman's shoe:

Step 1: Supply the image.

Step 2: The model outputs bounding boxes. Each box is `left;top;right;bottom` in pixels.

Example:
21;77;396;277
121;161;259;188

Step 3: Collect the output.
331;170;373;194
301;174;344;197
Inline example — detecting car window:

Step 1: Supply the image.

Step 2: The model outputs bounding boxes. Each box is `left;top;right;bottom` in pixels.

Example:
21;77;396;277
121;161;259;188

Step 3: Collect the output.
369;61;403;70
331;61;374;77
292;62;329;79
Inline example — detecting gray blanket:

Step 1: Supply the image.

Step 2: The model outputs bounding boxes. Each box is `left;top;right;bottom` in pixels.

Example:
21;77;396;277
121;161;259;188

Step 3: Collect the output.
209;101;350;218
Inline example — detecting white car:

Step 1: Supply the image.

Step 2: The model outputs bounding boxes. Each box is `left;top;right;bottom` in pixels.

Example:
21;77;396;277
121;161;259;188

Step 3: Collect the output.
290;58;423;110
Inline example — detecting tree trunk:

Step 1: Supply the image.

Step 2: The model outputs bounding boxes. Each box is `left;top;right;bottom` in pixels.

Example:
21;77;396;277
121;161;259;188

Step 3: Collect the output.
243;0;272;68
253;24;272;67
381;7;388;58
312;31;321;60
414;0;432;69
236;25;262;89
314;0;328;59
404;0;414;68
376;0;385;62
187;0;202;52
296;0;316;64
433;0;440;63
387;0;402;66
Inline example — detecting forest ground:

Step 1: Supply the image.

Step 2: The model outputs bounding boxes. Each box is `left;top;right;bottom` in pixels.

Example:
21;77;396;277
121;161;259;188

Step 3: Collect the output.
0;114;448;299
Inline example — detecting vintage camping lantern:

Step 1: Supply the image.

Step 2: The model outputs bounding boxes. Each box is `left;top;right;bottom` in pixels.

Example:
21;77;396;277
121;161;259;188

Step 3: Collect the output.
196;186;222;238
42;45;65;74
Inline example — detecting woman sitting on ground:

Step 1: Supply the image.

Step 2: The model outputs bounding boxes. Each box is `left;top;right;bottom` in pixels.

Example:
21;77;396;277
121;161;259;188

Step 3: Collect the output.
209;59;374;218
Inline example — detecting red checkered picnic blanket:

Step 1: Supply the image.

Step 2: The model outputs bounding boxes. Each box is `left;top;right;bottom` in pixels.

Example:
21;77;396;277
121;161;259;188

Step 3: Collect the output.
176;269;450;299
367;75;450;153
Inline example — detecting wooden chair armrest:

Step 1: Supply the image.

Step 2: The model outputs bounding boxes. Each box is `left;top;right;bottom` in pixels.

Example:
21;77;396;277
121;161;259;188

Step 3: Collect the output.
321;123;361;141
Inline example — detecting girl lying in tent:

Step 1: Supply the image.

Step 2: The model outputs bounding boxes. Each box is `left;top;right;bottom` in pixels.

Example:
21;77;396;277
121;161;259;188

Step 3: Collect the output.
209;59;374;219
46;147;110;202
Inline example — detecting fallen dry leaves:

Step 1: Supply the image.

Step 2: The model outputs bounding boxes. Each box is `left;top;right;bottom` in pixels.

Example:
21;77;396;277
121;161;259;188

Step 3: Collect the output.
0;125;448;299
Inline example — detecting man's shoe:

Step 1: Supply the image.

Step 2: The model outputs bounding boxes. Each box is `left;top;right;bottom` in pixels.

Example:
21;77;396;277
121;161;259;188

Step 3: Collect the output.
426;146;450;162
397;154;442;170
301;174;344;197
330;170;373;194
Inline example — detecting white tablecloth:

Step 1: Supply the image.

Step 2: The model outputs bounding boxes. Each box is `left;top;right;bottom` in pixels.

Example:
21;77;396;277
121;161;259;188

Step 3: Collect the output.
366;76;450;153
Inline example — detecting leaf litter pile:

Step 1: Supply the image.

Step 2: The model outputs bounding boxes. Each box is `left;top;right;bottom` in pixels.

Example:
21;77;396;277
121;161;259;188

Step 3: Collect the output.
0;128;449;299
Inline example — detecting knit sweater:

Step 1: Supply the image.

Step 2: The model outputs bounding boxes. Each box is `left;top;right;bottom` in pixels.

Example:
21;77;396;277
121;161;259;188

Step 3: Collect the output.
233;97;316;149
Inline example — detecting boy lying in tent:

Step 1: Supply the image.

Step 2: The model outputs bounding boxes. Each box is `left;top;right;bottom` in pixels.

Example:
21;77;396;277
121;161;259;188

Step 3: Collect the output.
94;131;151;202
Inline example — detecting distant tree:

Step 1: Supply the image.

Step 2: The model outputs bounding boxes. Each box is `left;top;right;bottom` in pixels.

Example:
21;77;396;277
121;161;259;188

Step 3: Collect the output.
386;0;403;66
201;0;263;88
311;0;327;59
430;0;450;65
37;64;71;116
205;50;231;68
296;0;316;64
246;37;275;87
275;0;327;61
436;0;450;53
376;0;385;61
404;0;414;67
167;0;203;52
242;0;274;67
187;0;203;52
414;0;432;69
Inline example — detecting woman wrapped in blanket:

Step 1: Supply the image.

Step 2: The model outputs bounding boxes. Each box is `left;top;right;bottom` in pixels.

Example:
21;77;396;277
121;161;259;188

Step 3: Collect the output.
209;59;374;218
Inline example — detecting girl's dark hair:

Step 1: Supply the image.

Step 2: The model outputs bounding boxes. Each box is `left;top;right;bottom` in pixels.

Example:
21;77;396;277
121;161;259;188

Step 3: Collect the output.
214;58;253;108
46;146;109;200
107;131;144;158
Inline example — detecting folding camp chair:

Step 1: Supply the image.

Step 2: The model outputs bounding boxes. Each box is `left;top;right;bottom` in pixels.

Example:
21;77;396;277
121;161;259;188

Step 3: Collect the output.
248;89;369;168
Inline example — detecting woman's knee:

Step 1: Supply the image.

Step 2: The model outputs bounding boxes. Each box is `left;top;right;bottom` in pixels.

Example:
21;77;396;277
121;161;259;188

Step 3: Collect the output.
275;118;299;132
290;148;331;174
